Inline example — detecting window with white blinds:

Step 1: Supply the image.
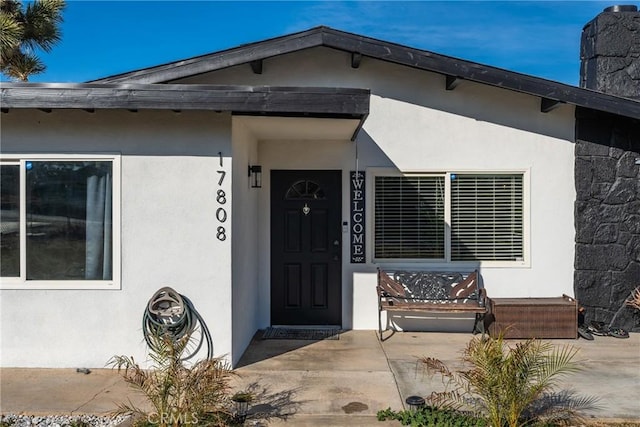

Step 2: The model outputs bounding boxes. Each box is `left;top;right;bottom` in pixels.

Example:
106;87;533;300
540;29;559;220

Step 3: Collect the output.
374;176;445;259
450;174;523;261
374;173;525;262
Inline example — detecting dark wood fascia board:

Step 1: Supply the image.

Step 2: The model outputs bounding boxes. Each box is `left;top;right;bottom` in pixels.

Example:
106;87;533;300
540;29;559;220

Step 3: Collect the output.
543;89;640;119
0;83;370;117
94;29;325;84
320;29;640;119
88;26;640;120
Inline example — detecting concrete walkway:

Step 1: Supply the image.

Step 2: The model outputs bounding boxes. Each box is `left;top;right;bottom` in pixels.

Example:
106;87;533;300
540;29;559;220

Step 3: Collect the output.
1;330;639;426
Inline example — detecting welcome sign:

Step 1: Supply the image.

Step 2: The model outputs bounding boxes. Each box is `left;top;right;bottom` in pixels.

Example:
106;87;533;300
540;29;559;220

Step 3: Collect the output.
350;171;365;263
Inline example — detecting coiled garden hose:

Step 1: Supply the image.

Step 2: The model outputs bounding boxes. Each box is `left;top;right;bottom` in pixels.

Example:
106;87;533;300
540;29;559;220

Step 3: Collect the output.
143;287;214;360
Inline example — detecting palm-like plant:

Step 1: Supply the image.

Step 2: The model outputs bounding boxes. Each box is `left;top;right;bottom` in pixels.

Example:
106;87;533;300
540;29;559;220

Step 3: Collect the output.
422;334;598;427
108;330;235;427
0;0;65;81
626;287;640;311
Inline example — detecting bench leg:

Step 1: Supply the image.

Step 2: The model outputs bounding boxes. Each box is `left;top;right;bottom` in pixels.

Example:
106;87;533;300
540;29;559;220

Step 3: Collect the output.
378;304;383;341
473;313;486;336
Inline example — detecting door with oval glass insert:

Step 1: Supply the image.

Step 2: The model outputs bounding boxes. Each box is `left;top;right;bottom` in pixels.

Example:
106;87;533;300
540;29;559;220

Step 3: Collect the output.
271;170;342;325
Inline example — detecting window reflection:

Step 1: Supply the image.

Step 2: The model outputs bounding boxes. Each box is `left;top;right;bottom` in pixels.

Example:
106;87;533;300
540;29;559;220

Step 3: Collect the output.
1;164;20;277
25;161;112;280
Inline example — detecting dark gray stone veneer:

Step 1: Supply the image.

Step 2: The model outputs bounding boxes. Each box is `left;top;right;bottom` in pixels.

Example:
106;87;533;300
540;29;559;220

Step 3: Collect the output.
574;107;640;331
576;6;640;331
580;7;640;100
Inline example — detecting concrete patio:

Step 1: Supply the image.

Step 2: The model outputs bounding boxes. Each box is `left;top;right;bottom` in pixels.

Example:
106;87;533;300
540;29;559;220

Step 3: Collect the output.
1;330;639;426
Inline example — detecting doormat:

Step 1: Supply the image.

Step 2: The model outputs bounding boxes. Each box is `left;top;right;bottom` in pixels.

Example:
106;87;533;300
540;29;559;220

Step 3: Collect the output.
262;327;340;340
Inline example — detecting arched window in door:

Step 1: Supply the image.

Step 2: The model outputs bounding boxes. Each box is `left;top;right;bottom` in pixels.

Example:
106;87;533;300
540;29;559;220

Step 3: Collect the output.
285;180;326;200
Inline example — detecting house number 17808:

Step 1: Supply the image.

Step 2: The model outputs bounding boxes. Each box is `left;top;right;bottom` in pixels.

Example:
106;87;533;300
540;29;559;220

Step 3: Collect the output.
216;153;227;241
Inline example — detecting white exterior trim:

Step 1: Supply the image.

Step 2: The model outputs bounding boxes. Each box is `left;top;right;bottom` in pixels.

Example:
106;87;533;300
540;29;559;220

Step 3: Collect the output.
0;153;122;290
368;168;531;268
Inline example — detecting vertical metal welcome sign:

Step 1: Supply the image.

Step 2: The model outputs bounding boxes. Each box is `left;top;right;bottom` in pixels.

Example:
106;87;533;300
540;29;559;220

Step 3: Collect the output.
350;171;365;263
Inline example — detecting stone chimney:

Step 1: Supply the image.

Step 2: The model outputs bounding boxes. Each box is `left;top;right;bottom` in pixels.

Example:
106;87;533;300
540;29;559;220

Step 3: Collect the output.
574;5;640;333
580;4;640;99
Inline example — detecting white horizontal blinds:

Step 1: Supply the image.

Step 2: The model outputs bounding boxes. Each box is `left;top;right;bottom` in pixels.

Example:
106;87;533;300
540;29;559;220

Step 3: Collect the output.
450;174;523;261
375;176;445;259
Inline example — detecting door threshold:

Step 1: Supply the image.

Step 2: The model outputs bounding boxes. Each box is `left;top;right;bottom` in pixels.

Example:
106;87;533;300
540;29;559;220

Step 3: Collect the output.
270;325;342;330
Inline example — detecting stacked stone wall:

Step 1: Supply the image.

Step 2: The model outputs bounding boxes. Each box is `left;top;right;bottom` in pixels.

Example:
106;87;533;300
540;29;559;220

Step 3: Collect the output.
575;108;640;331
580;8;640;99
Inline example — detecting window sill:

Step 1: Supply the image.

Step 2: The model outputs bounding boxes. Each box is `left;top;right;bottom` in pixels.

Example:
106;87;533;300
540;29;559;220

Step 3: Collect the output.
373;259;530;269
0;280;121;290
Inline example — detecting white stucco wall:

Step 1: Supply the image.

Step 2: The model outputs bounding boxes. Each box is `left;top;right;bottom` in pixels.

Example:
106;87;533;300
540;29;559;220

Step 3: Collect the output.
0;45;579;368
362;94;576;298
0;110;234;368
230;120;261;366
185;47;577;331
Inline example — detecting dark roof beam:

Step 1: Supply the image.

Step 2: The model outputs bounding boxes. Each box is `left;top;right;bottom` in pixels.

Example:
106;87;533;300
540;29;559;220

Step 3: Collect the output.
351;52;362;69
445;75;461;91
250;60;263;74
540;98;563;113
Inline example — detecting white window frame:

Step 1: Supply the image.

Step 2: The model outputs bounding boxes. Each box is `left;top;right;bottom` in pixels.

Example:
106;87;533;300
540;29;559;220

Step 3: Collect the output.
0;154;121;290
370;168;530;268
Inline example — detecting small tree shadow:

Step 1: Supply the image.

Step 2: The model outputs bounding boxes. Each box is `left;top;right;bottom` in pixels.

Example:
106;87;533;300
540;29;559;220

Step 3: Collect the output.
239;381;305;425
523;389;602;425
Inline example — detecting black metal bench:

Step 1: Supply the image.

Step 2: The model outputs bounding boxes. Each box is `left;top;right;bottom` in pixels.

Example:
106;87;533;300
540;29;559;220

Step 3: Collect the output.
376;269;488;340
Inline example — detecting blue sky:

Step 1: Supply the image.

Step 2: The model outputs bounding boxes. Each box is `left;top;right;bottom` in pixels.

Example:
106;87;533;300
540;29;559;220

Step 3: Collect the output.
18;1;620;85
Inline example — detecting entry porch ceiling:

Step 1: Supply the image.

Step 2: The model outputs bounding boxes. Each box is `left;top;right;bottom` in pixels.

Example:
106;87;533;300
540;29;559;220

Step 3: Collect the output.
234;115;361;141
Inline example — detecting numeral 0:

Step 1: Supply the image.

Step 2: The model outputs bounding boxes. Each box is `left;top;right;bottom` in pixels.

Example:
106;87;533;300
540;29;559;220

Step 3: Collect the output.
216;207;227;223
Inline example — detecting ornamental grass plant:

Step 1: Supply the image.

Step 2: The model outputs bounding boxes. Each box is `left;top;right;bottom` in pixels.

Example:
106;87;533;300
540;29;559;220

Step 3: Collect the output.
421;333;598;427
626;287;640;311
108;330;235;427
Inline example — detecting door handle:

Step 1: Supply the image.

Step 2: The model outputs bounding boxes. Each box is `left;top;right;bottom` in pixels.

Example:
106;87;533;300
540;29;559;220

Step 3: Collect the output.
333;240;340;247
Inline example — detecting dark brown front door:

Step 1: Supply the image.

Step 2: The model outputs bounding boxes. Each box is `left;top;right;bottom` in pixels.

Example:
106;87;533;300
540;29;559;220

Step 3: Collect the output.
271;170;342;325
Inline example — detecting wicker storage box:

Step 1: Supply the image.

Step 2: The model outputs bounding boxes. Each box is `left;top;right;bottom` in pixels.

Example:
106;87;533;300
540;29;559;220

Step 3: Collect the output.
488;296;577;339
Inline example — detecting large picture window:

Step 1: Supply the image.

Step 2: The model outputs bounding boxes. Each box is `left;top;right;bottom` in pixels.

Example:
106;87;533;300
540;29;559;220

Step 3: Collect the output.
1;156;120;289
375;175;445;259
451;174;523;261
374;172;525;263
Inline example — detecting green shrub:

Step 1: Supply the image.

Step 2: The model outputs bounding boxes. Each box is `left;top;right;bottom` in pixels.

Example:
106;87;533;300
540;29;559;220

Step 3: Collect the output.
377;406;488;426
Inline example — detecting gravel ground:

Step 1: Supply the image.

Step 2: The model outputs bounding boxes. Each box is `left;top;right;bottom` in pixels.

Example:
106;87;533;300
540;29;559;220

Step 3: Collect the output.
0;414;130;427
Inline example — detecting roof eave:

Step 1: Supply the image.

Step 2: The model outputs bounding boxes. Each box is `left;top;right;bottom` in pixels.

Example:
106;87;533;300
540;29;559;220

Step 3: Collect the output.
91;27;328;84
90;26;640;120
0;83;369;118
